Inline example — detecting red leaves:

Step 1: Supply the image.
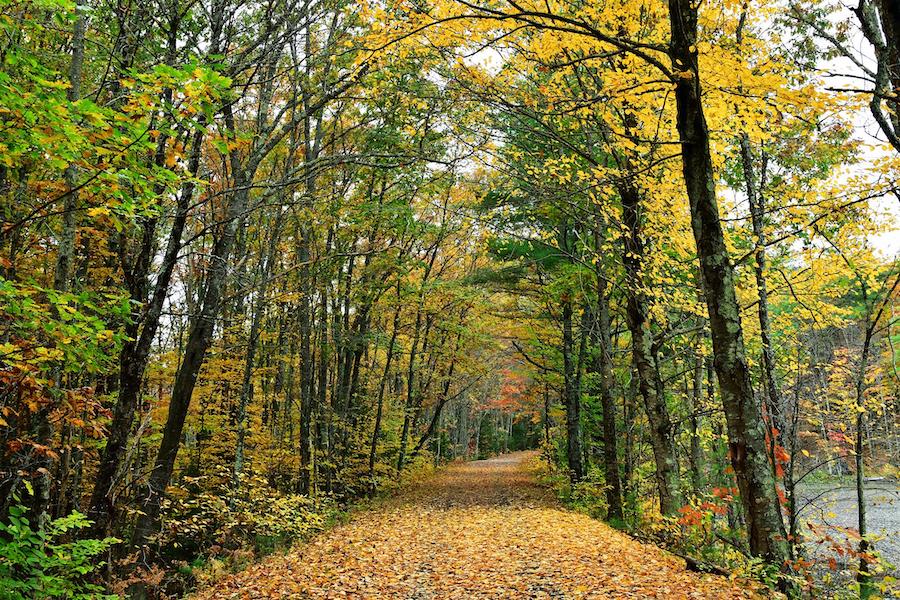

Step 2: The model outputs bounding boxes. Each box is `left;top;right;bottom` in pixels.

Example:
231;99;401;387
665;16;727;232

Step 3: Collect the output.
678;487;737;527
775;486;788;507
678;505;705;527
773;445;790;466
711;487;737;501
677;501;727;527
771;445;791;478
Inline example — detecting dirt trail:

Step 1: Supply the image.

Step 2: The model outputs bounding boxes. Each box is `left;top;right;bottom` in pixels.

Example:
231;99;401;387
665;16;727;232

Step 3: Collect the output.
194;453;758;599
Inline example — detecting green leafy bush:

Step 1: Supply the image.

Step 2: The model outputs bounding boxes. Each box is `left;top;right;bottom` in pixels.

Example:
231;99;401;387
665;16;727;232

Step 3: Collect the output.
533;457;611;520
160;473;338;557
567;468;610;519
0;504;119;599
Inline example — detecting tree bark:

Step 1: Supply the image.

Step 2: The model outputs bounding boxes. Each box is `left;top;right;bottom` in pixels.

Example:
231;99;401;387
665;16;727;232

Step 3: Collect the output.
855;0;900;152
408;348;459;462
855;325;874;599
86;0;214;535
561;295;585;482
232;207;285;497
666;0;789;564
396;242;439;474
33;1;88;528
740;139;786;467
619;181;680;515
87;127;203;535
589;225;624;519
131;157;251;546
688;347;704;497
368;292;401;488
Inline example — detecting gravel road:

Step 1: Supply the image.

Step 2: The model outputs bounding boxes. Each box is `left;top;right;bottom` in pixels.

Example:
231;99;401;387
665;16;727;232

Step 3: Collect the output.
798;481;900;570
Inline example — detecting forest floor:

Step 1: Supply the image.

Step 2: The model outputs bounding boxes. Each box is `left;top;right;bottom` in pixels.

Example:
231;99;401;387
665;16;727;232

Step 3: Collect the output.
192;452;762;599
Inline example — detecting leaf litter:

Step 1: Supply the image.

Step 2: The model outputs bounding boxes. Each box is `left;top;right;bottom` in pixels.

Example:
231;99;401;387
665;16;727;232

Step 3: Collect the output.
193;453;762;599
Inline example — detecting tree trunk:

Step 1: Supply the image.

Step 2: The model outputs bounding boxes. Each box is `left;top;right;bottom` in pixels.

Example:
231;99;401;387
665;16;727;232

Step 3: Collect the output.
396;307;423;474
87;127;203;536
666;0;789;564
368;293;401;487
87;0;212;534
561;296;585;482
131;103;251;544
877;0;900;136
623;364;638;505
233;208;284;497
856;0;900;151
688;348;704;497
408;350;459;462
396;243;439;474
855;327;874;599
740;139;786;464
592;274;624;520
620;181;680;515
297;92;322;494
32;2;88;528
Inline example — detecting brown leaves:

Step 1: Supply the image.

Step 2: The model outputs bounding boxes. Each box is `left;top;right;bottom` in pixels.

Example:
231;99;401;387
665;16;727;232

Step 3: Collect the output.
193;454;760;599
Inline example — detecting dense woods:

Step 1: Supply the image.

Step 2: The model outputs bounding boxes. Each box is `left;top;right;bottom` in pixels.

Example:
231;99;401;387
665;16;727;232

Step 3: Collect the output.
1;0;898;597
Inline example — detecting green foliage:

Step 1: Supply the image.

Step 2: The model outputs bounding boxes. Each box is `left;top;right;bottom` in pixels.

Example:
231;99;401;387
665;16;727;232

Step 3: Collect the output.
0;504;119;599
534;452;610;520
233;484;334;549
477;417;501;458
0;277;128;378
159;473;339;559
566;468;610;520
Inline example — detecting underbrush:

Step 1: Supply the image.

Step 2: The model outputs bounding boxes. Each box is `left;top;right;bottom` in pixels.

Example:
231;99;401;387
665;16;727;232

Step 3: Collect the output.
532;458;781;594
532;456;898;598
116;455;442;597
107;473;344;598
0;501;119;599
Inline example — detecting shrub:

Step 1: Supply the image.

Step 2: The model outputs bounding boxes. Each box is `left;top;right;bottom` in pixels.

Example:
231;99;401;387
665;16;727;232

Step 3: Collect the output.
568;469;610;519
0;504;119;599
158;473;339;560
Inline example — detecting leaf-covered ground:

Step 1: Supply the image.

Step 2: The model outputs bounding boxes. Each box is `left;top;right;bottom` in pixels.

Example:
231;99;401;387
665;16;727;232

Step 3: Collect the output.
193;453;759;599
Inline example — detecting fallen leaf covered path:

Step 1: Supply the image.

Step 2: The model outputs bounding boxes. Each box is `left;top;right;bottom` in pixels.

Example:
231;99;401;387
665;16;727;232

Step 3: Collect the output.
193;452;756;599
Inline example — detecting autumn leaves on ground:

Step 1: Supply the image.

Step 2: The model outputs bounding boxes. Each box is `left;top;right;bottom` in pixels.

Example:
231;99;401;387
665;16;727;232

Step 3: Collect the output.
194;453;756;599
